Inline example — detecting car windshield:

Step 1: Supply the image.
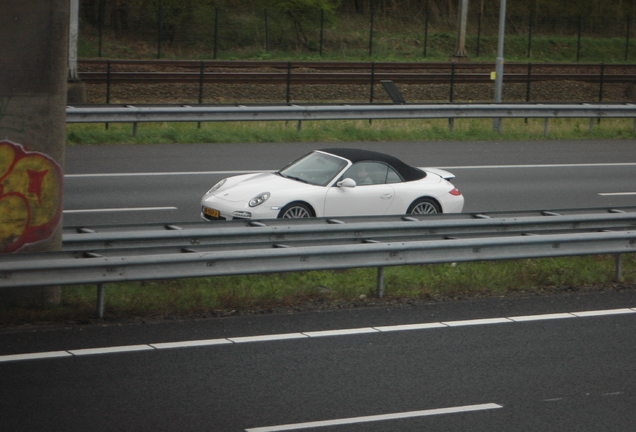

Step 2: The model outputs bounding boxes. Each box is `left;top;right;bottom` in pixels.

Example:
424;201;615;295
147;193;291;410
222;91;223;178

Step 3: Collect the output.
278;151;349;186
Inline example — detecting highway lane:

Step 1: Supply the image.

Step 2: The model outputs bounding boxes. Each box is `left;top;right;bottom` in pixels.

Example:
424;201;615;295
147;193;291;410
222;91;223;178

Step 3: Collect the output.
4;139;633;431
63;140;636;226
2;291;636;431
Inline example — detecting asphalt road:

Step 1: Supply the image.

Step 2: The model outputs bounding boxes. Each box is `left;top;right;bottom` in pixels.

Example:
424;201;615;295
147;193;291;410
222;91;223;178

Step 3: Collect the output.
3;139;635;431
2;290;636;431
63;139;636;226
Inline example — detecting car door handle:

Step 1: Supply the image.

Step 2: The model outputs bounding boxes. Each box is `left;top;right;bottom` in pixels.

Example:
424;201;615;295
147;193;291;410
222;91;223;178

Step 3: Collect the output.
380;194;393;199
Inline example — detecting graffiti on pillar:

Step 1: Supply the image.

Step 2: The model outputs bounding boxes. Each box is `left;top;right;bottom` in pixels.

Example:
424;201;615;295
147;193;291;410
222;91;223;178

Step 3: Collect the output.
0;140;62;253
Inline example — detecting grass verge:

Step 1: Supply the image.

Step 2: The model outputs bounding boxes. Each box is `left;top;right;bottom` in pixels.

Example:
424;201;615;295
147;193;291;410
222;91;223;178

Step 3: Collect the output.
2;255;635;326
67;118;636;145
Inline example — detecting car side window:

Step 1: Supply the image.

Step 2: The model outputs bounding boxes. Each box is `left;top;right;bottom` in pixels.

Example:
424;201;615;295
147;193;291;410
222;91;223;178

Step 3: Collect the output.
342;162;391;185
386;166;402;183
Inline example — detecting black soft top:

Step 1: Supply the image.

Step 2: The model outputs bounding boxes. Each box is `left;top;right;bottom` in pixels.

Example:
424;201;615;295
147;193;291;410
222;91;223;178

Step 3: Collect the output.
319;148;426;182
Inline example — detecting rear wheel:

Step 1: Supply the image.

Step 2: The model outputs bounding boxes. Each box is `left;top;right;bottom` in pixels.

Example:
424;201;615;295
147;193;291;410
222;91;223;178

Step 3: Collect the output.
407;198;441;215
278;202;313;218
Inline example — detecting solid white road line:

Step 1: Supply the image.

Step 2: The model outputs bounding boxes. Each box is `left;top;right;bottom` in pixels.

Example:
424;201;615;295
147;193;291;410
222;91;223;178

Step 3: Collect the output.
62;162;636;179
0;351;73;362
65;170;269;178
63;206;178;213
508;312;576;322
149;339;231;349
440;163;636;170
302;327;379;338
598;192;636;196
442;317;513;327
228;333;308;343
68;345;155;356
2;307;636;363
244;403;503;432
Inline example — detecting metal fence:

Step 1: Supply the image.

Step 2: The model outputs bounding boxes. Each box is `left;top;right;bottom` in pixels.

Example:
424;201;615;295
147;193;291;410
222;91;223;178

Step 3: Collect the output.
2;208;636;317
76;60;636;105
79;6;636;62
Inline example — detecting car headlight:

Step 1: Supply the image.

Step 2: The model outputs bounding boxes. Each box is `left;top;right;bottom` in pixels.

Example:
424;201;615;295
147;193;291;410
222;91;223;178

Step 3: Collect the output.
207;178;227;194
249;192;270;207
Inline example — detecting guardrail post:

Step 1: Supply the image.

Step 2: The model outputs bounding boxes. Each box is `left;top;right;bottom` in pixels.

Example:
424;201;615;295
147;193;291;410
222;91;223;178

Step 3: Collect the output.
377;267;385;298
105;60;111;130
616;254;623;282
97;283;105;318
544;118;549;138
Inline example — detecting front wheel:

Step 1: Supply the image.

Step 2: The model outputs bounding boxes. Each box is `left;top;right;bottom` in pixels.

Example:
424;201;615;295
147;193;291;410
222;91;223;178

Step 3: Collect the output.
407;198;441;215
278;202;313;218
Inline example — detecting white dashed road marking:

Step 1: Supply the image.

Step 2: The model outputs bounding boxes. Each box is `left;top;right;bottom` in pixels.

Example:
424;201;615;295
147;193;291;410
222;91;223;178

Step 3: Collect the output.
1;307;635;363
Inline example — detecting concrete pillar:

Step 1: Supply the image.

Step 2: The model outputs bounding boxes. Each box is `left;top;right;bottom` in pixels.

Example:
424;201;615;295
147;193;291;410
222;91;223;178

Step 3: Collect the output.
0;0;69;305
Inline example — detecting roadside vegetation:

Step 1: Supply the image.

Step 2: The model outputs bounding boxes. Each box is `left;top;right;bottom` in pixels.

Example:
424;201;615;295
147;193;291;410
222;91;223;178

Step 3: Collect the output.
67;118;636;145
3;255;635;326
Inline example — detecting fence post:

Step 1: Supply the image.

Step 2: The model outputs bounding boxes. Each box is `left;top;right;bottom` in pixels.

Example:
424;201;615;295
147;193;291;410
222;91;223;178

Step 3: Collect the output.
369;61;375;103
265;9;270;51
198;61;204;129
599;62;605;102
626;16;631;61
213;8;219;59
449;62;455;102
423;3;429;57
157;5;163;59
286;61;292;104
527;14;533;58
98;0;104;57
369;8;375;57
576;16;582;62
198;61;205;104
320;9;325;56
476;10;482;57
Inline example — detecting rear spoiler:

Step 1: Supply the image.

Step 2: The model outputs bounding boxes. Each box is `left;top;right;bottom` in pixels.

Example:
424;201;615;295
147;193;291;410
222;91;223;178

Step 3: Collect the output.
421;167;456;180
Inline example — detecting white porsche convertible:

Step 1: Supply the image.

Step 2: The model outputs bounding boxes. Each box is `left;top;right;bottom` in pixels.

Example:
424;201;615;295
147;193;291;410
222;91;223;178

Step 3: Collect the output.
200;148;463;221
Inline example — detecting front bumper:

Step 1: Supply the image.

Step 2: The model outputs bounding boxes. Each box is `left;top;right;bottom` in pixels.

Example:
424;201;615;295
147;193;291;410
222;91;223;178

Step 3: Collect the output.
200;203;280;221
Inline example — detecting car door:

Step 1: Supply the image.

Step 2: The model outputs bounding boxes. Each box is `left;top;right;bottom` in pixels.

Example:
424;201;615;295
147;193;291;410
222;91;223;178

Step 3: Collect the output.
323;162;396;216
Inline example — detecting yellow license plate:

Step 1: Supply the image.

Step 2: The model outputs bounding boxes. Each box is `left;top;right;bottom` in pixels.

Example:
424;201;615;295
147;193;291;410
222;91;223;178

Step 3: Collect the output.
203;207;220;218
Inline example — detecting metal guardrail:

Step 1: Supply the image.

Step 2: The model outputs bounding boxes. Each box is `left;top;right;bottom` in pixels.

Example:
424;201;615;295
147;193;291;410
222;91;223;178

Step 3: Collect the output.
58;208;636;255
66;103;636;136
66;103;636;124
1;208;636;317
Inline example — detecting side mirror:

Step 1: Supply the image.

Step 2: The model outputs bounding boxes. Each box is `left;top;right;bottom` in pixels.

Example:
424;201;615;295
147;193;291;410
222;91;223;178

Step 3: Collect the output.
337;178;357;188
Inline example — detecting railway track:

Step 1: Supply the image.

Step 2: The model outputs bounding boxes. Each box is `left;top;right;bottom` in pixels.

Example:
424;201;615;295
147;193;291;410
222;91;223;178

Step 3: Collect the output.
78;59;636;85
75;59;636;104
